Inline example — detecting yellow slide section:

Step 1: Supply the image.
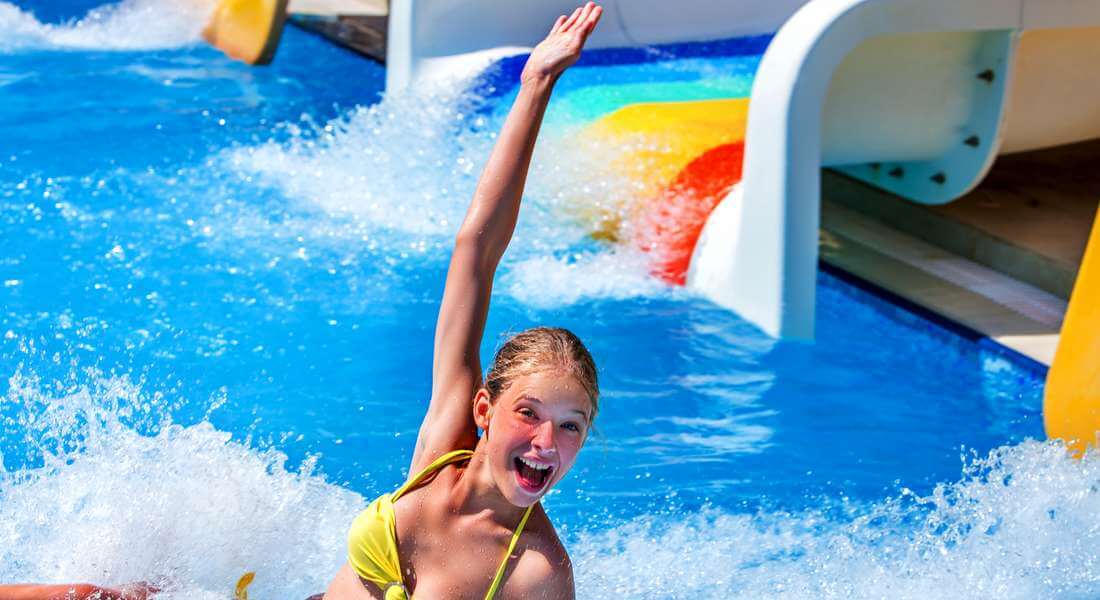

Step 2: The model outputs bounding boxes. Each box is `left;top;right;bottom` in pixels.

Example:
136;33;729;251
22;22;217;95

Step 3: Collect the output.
1045;208;1100;455
203;0;290;65
583;98;749;197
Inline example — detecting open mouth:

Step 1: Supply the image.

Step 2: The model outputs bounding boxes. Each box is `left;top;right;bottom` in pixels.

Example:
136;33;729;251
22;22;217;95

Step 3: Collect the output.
514;456;554;494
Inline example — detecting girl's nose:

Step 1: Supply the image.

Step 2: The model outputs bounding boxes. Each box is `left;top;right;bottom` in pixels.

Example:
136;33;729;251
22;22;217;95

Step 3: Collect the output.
532;420;556;453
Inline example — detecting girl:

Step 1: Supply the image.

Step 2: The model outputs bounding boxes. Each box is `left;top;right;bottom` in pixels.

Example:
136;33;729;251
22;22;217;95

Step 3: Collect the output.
324;4;604;599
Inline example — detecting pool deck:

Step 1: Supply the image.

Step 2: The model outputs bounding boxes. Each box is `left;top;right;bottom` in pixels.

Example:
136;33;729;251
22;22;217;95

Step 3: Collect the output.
822;139;1100;367
288;0;388;63
290;0;386;16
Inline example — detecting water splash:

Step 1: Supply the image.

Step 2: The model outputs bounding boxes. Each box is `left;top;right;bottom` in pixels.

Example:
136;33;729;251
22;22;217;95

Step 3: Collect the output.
0;0;213;52
228;86;675;309
0;368;362;599
2;366;1089;599
502;249;668;308
228;86;489;238
573;440;1100;599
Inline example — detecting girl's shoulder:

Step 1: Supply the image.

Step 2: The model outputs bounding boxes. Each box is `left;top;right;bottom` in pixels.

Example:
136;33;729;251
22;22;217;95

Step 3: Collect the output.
506;506;575;599
524;504;569;557
390;459;468;538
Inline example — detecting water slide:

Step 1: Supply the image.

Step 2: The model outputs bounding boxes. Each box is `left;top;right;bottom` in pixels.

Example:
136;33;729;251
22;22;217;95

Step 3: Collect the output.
204;0;1100;448
204;0;289;64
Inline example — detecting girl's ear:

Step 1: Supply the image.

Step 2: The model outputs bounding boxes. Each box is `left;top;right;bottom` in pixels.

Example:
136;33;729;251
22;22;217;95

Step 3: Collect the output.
472;388;493;432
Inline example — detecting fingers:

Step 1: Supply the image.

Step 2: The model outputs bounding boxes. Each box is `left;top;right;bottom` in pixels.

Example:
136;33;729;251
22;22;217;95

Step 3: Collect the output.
561;2;600;37
575;2;593;34
580;3;602;36
560;5;584;33
550;14;566;35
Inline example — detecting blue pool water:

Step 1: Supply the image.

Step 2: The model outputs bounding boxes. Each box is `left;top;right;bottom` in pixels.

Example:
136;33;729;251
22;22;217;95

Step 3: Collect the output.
3;2;1099;598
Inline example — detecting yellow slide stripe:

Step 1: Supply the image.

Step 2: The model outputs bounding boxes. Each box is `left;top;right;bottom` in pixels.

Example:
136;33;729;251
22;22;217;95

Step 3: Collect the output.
582;98;749;196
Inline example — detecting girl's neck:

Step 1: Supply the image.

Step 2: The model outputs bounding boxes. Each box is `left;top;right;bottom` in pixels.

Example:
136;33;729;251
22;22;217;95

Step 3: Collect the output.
450;439;529;526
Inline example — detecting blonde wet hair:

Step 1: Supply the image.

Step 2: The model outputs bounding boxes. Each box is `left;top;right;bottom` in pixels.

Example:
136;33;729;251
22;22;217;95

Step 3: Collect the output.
484;327;599;423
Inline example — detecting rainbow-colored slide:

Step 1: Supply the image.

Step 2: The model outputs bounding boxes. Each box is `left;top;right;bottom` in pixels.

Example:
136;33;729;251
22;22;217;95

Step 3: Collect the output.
578;98;749;285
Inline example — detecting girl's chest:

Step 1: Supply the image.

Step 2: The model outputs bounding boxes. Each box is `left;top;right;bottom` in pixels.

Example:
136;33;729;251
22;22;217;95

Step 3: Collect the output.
394;503;518;599
400;517;514;594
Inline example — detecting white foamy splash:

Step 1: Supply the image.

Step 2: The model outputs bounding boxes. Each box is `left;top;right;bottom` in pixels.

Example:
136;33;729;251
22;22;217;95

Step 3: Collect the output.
574;440;1100;599
0;0;213;52
0;370;363;599
2;367;1097;599
229;86;675;309
502;248;669;308
228;87;489;239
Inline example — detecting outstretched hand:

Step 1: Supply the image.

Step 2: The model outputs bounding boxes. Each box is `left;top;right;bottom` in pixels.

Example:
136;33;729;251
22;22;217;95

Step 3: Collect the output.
521;2;602;85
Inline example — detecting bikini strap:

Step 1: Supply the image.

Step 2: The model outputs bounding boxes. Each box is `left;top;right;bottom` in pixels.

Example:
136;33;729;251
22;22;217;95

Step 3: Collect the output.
484;504;535;600
392;448;534;600
392;449;474;501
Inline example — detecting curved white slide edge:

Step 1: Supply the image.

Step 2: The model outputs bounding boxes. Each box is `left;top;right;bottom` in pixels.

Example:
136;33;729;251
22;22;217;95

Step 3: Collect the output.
825;31;1015;206
689;0;1100;340
385;0;813;91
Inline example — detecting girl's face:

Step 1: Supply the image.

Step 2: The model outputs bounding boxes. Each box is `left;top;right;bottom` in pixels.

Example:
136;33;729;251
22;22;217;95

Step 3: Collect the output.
474;370;591;507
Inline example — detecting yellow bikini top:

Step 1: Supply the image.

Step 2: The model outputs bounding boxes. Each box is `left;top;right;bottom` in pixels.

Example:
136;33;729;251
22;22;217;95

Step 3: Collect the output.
347;449;535;600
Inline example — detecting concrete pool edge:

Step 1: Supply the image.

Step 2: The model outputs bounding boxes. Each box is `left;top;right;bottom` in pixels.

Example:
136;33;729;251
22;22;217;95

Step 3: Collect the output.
818;191;1061;374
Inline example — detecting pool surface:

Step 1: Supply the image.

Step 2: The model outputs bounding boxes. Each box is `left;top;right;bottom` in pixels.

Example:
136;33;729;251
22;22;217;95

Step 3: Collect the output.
3;2;1099;599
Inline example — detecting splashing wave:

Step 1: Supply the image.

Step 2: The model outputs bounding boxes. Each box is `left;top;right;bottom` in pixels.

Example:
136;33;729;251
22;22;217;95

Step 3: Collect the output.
502;249;668;308
2;366;1095;599
0;0;213;52
0;369;362;599
228;87;674;309
574;440;1100;599
228;87;488;238
1;357;1094;600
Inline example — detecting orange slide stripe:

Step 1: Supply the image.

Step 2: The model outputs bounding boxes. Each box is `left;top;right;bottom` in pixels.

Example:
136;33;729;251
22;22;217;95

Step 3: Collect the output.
634;142;745;285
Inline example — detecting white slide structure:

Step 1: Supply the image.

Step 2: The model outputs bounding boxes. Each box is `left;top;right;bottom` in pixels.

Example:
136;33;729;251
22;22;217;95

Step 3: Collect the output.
384;0;809;91
386;0;1100;339
689;0;1100;339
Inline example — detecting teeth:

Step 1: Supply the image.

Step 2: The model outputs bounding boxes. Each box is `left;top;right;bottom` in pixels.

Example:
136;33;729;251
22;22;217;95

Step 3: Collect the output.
519;457;551;471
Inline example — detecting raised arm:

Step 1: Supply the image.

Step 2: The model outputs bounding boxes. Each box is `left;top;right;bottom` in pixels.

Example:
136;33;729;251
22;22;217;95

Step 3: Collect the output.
410;3;603;473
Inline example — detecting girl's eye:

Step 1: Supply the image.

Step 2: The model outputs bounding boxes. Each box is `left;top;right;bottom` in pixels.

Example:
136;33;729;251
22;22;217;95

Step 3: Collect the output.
519;408;537;419
562;422;580;433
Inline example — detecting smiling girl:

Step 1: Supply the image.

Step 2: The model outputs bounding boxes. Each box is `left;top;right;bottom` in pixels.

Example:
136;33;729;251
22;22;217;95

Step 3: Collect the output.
324;4;604;599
